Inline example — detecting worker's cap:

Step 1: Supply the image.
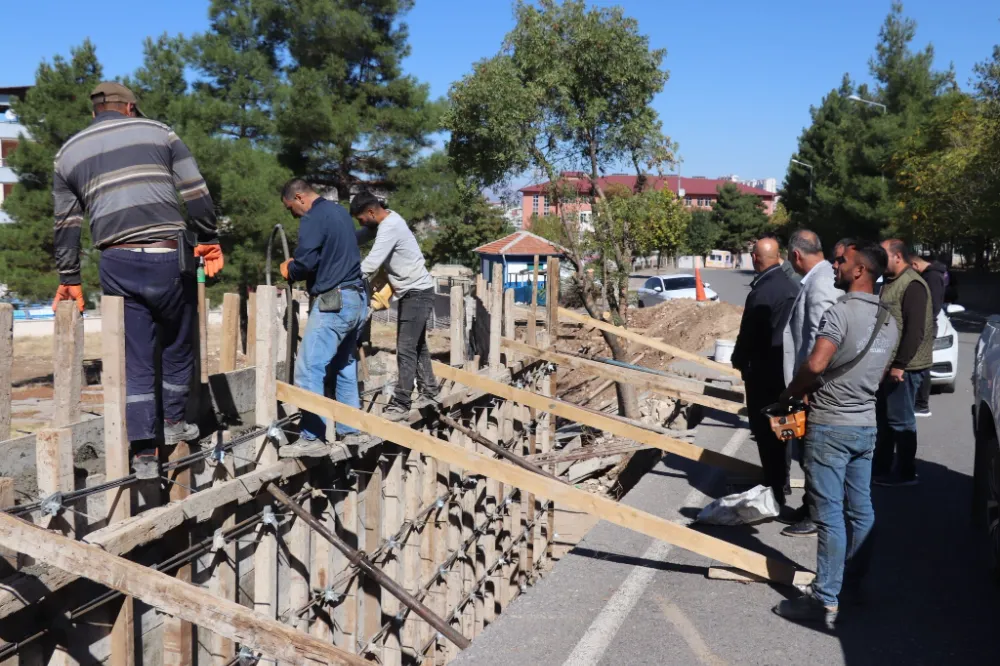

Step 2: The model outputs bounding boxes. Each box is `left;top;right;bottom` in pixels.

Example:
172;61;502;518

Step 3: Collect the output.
89;82;145;117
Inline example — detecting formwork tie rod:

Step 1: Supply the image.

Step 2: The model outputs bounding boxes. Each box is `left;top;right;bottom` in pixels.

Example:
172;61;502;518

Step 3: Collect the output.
264;482;472;650
437;414;566;485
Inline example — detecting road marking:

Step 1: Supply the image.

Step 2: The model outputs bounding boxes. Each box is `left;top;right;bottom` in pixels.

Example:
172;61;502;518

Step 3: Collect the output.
561;427;750;666
657;596;729;666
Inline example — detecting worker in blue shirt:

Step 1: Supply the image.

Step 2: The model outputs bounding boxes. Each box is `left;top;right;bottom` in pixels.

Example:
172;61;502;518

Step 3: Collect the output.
277;179;371;456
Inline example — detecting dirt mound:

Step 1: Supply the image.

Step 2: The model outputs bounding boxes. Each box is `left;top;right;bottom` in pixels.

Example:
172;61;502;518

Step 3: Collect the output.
628;299;742;354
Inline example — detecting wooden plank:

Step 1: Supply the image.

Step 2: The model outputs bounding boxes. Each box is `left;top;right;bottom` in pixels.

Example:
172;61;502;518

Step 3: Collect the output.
706;566;769;584
502;289;516;366
381;449;403;666
289;494;312;634
557;307;743;378
430;361;760;477
500;338;745;415
450;285;465;366
246;291;257;362
333;469;359;653
489;264;503;372
220;293;240;373
401;448;423;650
163;441;194;666
254;285;279;620
444;427;463;662
276;382;813;587
527;256;539;346
100;295;134;666
418;452;438;648
546;257;559;340
0;513;368;666
0;304;12;441
52;302;83;428
309;489;334;645
471;412;486;636
361;463;383;660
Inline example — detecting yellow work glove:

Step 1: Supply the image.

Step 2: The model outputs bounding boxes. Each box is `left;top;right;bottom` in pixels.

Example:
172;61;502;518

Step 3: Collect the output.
369;271;393;311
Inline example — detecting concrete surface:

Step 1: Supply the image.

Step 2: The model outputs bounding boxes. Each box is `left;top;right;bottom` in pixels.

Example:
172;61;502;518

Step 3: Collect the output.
454;267;1000;666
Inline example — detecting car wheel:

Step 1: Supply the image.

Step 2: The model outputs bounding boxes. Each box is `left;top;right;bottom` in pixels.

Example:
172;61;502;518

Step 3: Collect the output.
942;381;956;394
976;434;1000;580
637;300;645;309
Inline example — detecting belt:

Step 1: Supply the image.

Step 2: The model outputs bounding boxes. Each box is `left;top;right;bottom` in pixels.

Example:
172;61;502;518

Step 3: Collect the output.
106;239;179;250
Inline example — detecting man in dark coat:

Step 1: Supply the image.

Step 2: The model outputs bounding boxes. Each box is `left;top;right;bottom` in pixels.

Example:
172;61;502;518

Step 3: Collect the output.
910;253;947;417
732;237;800;507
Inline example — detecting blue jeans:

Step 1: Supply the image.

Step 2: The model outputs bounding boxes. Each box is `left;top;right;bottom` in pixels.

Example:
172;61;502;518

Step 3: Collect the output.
873;370;924;478
804;423;877;606
294;289;366;440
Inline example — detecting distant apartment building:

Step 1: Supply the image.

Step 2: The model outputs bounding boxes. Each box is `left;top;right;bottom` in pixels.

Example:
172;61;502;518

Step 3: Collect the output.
719;174;778;194
518;171;777;230
0;86;30;223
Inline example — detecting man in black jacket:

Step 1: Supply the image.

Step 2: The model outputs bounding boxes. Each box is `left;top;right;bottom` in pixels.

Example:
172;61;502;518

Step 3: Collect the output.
910;253;946;417
733;237;800;507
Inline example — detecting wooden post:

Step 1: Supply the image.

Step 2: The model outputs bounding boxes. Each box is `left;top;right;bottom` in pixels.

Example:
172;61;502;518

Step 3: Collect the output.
333;469;359;653
450;285;465;366
432;451;448;649
528;256;539;346
36;428;74;534
101;295;134;666
246;291;257;363
489;264;503;372
482;409;498;626
0;303;12;441
310;487;334;644
380;449;403;666
543;260;559;566
546;257;559;343
361;464;383;661
0;478;15;574
418;452;438;648
502;289;515;366
445;427;463;662
163;441;194;666
220;293;240;373
289;495;312;634
209;436;237;664
52;302;83;428
401;449;422;651
254;285;279;620
471;410;486;637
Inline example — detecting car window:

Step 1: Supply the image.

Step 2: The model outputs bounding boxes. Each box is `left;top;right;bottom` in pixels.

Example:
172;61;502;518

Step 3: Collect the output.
643;277;661;290
664;277;697;290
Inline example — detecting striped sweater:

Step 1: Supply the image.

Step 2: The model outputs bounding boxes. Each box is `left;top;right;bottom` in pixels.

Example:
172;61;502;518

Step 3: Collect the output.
52;110;218;285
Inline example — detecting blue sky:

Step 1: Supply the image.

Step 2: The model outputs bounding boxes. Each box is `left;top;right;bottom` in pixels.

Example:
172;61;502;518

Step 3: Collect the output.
3;0;997;185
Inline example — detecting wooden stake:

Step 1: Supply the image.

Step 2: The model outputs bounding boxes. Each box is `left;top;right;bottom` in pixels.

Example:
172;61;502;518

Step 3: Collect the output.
101;295;134;666
431;361;760;478
545;257;559;342
254;285;279;620
209;434;237;665
220;293;240;373
0;478;15;573
401;448;423;650
52;302;83;428
527;255;539;346
163;441;194;666
381;449;403;666
362;463;383;660
0;304;12;441
333;469;359;653
276;382;814;587
289;494;312;633
450;285;465;366
489;264;502;372
35;428;74;535
502;289;515;366
246;291;257;363
0;513;368;666
557;307;742;378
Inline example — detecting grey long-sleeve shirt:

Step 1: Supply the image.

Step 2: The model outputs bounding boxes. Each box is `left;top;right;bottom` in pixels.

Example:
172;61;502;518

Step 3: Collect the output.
356;211;435;296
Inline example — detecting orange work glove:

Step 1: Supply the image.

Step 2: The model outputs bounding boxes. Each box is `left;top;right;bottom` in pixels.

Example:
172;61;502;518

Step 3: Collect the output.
52;285;85;313
193;244;224;278
280;258;293;281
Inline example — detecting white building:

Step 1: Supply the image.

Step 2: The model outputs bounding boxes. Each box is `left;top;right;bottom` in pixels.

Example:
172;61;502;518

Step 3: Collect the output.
0;86;30;224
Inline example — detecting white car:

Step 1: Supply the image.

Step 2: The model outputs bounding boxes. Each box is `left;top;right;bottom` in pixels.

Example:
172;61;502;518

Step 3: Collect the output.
637;274;718;307
930;304;965;392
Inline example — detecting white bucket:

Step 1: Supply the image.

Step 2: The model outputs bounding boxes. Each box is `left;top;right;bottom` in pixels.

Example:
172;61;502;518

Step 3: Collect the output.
714;339;736;364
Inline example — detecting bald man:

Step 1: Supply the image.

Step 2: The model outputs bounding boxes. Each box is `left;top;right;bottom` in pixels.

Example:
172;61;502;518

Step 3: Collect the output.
733;237;800;507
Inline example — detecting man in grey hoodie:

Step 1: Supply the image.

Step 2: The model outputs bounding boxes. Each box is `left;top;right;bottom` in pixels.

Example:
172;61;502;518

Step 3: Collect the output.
352;191;439;420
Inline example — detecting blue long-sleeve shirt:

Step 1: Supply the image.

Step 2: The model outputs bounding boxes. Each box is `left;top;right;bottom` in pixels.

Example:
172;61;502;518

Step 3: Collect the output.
287;198;363;296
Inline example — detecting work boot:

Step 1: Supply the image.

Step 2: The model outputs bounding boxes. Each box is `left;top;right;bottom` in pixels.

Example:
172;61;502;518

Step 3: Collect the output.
414;391;442;411
164;420;200;445
781;518;818;537
776;504;808;525
341;432;379;449
382;401;410;422
873;473;919;488
132;451;160;480
773;590;838;630
278;438;330;458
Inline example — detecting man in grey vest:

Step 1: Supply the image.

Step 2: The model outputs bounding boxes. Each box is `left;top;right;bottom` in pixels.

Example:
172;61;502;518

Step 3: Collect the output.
773;241;897;627
779;229;844;537
874;239;934;486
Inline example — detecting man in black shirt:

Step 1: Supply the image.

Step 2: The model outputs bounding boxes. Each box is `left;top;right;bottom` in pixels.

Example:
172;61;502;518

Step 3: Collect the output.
910;253;947;417
278;179;370;456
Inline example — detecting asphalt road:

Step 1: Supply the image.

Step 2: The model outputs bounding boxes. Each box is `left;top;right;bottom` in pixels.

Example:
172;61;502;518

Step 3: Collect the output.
454;267;1000;666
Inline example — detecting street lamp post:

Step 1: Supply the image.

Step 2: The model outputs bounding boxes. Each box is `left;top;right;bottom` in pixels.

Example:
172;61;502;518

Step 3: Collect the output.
846;94;888;113
790;158;814;224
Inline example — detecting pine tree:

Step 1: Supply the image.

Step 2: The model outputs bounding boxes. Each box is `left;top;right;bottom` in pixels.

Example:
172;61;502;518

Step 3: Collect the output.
0;41;103;302
275;0;442;201
712;184;768;254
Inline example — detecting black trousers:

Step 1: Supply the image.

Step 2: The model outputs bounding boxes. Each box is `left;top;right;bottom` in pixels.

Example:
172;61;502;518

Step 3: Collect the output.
745;375;791;506
393;288;437;408
99;249;195;447
915;367;931;411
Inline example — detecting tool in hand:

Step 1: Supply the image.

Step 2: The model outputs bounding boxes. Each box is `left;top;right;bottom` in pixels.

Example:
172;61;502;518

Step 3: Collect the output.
762;400;807;441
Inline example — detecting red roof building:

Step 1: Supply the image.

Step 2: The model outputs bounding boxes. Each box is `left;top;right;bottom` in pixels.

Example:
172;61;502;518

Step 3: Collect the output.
517;171;777;230
474;231;565;299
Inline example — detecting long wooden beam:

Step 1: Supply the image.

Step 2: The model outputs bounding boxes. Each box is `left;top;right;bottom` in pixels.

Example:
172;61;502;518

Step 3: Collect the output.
0;458;309;619
429;361;760;477
276;382;812;587
501;338;746;416
556;307;742;378
0;513;367;666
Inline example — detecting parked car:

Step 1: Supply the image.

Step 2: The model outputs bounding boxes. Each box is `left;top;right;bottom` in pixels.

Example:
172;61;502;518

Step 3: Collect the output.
971;316;1000;577
637;274;718;307
930;305;964;392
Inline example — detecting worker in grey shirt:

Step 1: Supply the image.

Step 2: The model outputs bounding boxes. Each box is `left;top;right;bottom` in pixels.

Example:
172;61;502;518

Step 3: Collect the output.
351;191;439;420
773;241;898;629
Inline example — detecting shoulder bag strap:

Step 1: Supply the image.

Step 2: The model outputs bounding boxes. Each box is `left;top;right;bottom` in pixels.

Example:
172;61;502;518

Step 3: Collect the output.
816;302;890;386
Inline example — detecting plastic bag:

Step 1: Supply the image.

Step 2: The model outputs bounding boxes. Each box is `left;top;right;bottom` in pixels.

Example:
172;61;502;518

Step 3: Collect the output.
695;485;780;526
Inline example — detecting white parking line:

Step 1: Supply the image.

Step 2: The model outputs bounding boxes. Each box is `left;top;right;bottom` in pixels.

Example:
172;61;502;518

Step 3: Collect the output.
561;427;750;666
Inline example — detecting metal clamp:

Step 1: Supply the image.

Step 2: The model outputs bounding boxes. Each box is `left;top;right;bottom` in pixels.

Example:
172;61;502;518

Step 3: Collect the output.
211;528;227;552
40;492;64;518
260;505;280;529
237;645;259;665
322;586;344;606
265;421;289;448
